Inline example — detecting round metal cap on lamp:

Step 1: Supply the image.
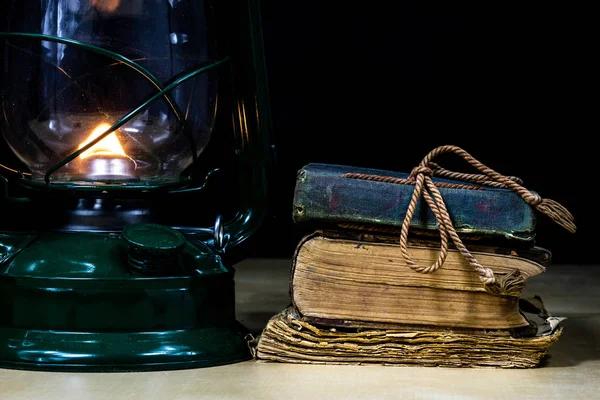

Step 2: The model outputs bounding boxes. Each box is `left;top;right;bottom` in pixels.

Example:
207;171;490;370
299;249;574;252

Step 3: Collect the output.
122;223;187;274
0;0;272;371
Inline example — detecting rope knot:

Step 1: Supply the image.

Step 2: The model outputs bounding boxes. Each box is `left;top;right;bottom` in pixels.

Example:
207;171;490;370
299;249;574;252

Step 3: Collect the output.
524;192;543;206
479;268;496;285
410;165;433;178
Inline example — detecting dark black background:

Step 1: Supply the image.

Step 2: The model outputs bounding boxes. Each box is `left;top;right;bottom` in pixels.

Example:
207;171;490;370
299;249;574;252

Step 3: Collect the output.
249;2;594;264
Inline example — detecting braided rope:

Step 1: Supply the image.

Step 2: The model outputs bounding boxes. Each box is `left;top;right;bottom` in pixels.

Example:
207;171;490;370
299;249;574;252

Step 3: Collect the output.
341;163;524;191
343;145;576;296
398;167;450;274
427;162;524;188
342;172;485;190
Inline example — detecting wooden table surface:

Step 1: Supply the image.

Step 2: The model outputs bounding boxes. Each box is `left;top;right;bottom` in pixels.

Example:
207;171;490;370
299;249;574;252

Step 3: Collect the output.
1;259;598;399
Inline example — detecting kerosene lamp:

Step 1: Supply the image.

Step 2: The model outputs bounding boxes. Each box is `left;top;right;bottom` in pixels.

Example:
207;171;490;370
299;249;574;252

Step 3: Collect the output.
0;0;272;371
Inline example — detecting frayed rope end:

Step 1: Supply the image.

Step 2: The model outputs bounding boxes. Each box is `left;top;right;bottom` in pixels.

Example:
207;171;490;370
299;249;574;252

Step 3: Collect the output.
483;270;525;297
536;198;577;233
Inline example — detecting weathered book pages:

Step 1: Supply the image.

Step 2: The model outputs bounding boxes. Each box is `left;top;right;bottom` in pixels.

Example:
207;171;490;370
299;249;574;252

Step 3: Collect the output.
253;303;563;369
292;163;538;242
291;231;550;330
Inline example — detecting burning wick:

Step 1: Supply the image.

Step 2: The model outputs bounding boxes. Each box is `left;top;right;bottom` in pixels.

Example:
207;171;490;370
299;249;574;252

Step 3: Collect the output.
79;123;127;159
90;0;121;13
77;123;137;181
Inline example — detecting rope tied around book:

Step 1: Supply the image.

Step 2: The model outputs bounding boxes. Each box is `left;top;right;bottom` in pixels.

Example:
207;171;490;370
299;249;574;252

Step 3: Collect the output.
343;145;576;297
410;145;576;233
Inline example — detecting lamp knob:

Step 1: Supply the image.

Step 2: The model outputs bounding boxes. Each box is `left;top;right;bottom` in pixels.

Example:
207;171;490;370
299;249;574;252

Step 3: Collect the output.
122;223;186;275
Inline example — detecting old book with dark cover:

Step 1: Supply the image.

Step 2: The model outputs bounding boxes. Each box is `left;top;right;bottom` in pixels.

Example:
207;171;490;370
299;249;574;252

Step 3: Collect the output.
290;230;552;330
292;163;538;242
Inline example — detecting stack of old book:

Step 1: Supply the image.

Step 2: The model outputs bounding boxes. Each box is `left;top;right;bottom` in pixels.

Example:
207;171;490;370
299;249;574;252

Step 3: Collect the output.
253;145;576;368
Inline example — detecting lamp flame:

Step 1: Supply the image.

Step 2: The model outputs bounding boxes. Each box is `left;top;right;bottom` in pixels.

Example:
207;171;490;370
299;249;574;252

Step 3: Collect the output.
78;123;127;159
91;0;121;13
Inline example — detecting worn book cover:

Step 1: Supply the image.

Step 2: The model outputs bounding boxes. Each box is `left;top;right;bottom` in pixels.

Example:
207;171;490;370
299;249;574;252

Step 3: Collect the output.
290;230;551;330
292;163;537;242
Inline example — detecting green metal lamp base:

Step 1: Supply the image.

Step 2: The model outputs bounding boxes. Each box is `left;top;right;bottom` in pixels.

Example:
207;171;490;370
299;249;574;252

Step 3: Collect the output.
0;323;251;372
0;229;252;372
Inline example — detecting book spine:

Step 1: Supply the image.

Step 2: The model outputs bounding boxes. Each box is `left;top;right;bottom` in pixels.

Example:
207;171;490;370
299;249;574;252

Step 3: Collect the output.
292;163;537;242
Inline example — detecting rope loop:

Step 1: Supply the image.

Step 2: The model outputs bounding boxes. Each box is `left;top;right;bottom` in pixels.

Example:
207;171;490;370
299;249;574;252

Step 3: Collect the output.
410;166;433;178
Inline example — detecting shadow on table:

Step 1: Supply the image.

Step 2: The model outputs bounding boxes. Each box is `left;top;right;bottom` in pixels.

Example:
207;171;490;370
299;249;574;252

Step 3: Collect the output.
238;310;289;336
539;313;600;368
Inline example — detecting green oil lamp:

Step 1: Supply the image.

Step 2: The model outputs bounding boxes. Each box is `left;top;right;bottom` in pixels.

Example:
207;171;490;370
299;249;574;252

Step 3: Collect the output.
0;0;272;371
